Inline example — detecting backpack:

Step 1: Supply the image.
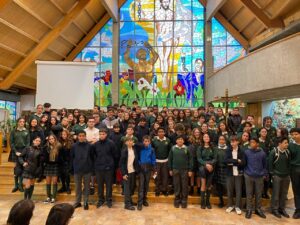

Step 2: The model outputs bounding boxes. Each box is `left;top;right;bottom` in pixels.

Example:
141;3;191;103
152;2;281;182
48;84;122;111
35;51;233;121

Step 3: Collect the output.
273;147;290;164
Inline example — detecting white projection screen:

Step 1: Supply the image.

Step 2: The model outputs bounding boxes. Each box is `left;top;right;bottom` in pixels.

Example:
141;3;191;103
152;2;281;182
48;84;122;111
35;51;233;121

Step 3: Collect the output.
36;61;96;109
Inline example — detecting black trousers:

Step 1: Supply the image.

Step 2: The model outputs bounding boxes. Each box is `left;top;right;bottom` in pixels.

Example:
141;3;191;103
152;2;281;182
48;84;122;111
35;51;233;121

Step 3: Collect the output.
173;169;188;205
74;173;91;204
244;174;264;211
124;173;136;207
155;162;169;193
138;169;151;205
271;175;290;211
291;169;300;211
95;170;114;203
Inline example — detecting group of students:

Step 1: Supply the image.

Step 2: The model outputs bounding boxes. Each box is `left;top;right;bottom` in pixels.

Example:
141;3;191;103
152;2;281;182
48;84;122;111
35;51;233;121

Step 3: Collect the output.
8;102;300;220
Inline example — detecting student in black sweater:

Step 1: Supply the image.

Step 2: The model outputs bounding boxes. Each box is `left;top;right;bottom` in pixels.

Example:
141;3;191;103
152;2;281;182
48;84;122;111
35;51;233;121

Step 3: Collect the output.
28;118;45;145
269;137;290;218
71;131;93;210
120;137;140;210
91;128;118;208
135;117;150;142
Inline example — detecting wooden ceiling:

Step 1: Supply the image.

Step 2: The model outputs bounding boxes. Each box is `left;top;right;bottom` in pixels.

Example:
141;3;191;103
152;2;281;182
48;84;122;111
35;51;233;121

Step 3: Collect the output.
0;0;299;92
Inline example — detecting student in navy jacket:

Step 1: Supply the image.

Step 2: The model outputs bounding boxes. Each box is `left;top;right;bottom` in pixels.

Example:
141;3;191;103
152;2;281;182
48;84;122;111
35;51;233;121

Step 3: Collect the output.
224;135;244;215
243;137;267;219
70;131;93;210
91;128;118;209
137;135;156;210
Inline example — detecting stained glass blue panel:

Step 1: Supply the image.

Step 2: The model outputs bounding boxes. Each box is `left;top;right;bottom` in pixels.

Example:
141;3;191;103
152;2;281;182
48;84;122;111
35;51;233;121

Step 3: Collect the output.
213;46;226;70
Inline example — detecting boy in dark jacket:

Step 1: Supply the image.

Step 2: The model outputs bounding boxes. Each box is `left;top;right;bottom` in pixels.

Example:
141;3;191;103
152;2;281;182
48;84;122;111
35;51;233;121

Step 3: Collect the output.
137;136;156;210
169;136;193;208
120;137;140;210
243;137;267;219
269;137;290;218
91;128;118;208
71;131;93;210
135;118;150;142
289;128;300;219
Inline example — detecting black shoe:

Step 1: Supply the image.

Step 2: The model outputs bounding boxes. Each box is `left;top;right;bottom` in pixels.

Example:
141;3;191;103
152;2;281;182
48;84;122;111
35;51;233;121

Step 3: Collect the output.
218;199;224;208
90;187;95;195
181;203;187;208
155;192;160;197
84;202;89;210
143;201;149;207
58;187;66;193
174;202;180;208
169;189;174;195
255;209;266;219
66;188;71;195
107;202;112;208
96;201;104;208
125;205;135;210
279;209;290;218
200;191;206;209
12;187;18;193
36;177;43;183
245;210;252;219
162;191;168;197
18;185;24;192
293;211;300;219
137;205;142;211
272;210;282;218
73;203;82;209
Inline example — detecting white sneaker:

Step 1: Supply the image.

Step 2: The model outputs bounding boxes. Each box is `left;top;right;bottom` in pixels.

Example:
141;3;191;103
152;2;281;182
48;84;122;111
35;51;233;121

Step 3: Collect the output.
51;198;55;203
235;207;242;215
43;198;50;204
226;206;235;213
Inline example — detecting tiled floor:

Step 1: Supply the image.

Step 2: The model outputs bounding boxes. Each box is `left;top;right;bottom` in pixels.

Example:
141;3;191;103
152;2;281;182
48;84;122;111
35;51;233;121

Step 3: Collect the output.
0;199;298;225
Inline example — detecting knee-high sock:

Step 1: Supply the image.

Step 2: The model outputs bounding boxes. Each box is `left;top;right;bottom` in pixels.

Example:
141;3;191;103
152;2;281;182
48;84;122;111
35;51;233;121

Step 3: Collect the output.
46;184;51;198
53;184;58;199
29;185;34;199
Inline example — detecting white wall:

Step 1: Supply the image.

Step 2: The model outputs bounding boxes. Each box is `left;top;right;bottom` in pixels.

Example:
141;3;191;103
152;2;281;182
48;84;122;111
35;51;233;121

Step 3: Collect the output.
36;61;96;109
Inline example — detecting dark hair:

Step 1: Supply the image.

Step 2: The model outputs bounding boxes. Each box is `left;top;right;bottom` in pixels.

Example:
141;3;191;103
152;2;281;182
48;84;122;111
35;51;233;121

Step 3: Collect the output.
244;122;252;127
230;135;239;142
113;123;120;128
127;125;135;130
46;203;74;225
78;114;87;123
87;116;95;121
99;128;108;133
175;135;185;141
278;137;289;144
157;127;165;132
250;137;259;143
290;128;300;134
263;116;273;125
77;130;86;136
139;117;147;122
43;103;51;108
94;105;100;110
7;200;35;225
143;135;151;141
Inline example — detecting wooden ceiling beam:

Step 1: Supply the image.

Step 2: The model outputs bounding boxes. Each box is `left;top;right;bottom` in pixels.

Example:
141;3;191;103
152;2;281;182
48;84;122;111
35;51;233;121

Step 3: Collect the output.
84;9;98;23
0;43;26;57
0;0;91;90
206;0;228;21
239;17;256;32
240;0;284;28
65;13;110;61
101;0;118;22
0;0;12;11
228;6;244;21
13;0;78;47
199;0;249;49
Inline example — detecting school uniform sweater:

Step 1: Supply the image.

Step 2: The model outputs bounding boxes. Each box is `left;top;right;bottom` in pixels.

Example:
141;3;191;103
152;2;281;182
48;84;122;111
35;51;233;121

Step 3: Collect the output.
10;128;30;151
269;147;290;177
70;141;93;174
152;136;172;160
197;146;216;167
289;142;300;172
168;145;193;171
244;148;267;177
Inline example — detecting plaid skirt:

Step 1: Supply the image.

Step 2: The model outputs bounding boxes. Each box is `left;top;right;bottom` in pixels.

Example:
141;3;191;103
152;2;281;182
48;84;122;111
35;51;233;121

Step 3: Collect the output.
44;164;59;177
214;166;227;185
23;170;36;179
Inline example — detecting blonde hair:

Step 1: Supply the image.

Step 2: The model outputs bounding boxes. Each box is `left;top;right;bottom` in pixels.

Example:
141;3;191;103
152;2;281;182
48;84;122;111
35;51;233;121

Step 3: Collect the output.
47;135;61;161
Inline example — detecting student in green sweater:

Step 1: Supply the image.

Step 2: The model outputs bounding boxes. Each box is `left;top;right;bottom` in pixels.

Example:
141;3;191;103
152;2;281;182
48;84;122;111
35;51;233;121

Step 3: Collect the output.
9;117;30;193
152;127;172;197
289;128;300;219
168;136;193;208
71;114;87;140
269;137;290;218
197;133;216;209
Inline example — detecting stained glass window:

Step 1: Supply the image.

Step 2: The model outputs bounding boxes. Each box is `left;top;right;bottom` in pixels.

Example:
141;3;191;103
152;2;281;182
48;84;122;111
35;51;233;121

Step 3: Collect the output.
0;100;17;120
212;18;245;71
75;19;113;107
119;0;205;107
